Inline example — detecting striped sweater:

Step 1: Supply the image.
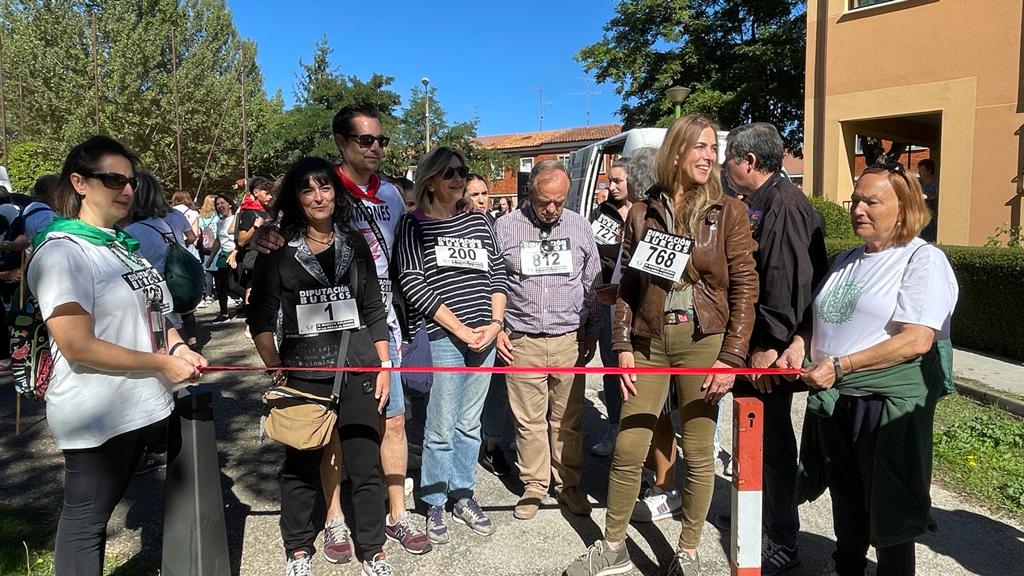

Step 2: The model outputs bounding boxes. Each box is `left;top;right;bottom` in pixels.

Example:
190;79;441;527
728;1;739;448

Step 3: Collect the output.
396;211;508;340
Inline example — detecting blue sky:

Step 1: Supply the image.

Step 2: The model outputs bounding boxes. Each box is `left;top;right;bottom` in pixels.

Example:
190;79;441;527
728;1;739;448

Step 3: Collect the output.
227;0;622;136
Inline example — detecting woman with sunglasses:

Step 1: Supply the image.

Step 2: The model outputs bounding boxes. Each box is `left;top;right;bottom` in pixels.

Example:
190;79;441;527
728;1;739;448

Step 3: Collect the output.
28;135;206;575
247;156;394;576
564;115;758;576
776;164;957;576
395;146;508;545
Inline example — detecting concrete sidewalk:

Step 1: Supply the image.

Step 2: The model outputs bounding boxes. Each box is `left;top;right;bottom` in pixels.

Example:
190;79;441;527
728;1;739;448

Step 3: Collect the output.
2;313;1023;575
952;347;1024;415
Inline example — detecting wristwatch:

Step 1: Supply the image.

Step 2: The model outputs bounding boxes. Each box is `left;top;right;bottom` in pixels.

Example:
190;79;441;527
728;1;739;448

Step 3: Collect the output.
380;360;393;368
831;356;844;382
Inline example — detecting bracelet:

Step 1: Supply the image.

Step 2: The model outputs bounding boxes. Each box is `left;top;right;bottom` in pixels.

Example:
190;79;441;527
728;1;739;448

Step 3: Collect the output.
489;319;505;330
168;342;189;357
831;355;844;382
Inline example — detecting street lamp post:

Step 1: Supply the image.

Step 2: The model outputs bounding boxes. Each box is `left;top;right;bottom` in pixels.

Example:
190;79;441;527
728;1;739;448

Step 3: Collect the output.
421;77;431;152
665;85;691;119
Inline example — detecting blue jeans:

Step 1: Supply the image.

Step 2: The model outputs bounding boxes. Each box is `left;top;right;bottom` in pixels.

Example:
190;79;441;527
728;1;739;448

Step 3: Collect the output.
420;334;495;507
599;304;622;426
385;336;405;418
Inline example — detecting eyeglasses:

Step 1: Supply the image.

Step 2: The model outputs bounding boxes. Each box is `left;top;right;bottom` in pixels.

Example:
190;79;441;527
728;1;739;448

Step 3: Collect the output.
79;171;137;190
441;166;470;180
870;161;911;184
346;134;390;148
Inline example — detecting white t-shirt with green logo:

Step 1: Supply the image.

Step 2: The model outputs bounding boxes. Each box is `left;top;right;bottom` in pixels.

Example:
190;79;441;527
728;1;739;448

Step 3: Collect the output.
811;237;958;362
28;233;174;450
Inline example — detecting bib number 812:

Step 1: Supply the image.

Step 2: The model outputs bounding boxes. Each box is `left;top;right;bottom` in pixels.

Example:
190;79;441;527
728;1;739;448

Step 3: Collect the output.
532;252;560;268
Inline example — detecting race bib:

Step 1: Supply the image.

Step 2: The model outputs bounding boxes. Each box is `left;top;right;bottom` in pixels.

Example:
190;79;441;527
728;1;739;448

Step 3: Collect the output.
628;228;693;282
379;278;394;311
520;239;573;276
122;266;173;315
295;285;360;335
591;214;623;245
435;236;488;272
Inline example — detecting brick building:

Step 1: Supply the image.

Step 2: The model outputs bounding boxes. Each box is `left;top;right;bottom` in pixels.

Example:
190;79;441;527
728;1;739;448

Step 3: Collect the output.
476;124;622;204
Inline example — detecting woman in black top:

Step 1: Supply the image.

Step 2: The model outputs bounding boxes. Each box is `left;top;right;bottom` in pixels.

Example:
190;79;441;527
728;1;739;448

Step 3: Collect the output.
247;157;394;576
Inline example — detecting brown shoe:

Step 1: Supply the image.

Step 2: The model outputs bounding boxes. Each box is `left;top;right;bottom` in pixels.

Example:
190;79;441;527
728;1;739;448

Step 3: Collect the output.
513;490;546;520
558;486;593;516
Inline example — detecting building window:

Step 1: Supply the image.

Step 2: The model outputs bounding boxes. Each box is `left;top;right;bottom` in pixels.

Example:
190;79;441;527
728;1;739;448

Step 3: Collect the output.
557;154;570;168
519;157;534;173
849;0;900;9
491;163;504;181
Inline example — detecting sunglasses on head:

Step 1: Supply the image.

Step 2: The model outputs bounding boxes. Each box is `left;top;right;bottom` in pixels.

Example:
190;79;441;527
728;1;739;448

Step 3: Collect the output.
80;171;137;190
442;166;470;180
346;134;390;148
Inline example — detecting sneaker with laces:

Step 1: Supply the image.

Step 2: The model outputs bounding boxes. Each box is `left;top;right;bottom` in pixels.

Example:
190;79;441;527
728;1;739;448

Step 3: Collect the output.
630;487;683;522
385;511;432;555
667;550;700;576
452;498;495;536
285;551;312;576
590;425;617;457
562;540;633;576
426;505;449;545
762;540;800;575
360;552;394;576
321;515;352;564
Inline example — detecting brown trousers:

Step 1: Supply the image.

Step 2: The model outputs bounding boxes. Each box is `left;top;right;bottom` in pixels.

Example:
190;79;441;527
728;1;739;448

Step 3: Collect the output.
505;332;585;494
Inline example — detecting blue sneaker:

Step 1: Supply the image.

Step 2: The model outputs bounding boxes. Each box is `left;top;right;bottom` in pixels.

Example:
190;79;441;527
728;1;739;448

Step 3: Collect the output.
452;498;495;536
426;505;449;545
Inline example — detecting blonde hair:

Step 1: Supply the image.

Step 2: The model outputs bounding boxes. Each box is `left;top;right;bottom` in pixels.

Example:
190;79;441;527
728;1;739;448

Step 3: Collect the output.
655;114;723;236
199;195;217;219
413;146;467;211
857;165;931;246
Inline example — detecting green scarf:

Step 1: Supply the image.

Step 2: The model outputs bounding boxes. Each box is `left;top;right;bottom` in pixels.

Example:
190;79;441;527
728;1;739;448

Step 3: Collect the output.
33;218;140;253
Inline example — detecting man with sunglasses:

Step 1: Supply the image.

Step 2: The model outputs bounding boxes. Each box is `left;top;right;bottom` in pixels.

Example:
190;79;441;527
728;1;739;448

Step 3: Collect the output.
494;160;601;521
254;103;431;562
721;122;829;576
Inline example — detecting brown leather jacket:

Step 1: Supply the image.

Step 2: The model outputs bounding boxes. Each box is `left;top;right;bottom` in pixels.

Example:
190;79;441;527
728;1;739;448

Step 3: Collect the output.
612;186;759;367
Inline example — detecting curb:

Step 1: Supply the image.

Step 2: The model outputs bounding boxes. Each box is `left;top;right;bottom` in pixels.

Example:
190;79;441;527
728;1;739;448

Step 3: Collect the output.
954;379;1024;419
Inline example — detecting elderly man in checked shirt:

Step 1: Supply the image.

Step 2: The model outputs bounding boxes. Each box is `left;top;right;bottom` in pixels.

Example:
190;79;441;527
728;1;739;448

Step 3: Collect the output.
495;160;602;521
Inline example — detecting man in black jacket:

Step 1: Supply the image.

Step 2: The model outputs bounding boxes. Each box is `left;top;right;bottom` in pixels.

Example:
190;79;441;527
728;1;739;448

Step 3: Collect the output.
722;123;828;575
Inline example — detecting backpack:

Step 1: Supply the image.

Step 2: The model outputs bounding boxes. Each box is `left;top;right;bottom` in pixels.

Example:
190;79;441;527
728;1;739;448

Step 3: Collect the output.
10;236;71;402
201;220;217;251
140;221;205;312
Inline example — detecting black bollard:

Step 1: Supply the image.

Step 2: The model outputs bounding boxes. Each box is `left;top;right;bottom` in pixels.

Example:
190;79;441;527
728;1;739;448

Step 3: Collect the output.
162;386;231;576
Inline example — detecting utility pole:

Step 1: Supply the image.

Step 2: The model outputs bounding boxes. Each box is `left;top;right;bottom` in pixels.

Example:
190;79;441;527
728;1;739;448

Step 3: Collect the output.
171;28;183;190
17;81;24;139
90;12;101;133
421;77;430;152
0;33;7;165
537;86;544;132
240;49;249;183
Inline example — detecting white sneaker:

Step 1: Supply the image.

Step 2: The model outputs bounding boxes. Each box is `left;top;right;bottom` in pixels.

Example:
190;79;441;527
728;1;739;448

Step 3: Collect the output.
285;551;312;576
591;425;617;457
630;487;683;522
197;298;210;309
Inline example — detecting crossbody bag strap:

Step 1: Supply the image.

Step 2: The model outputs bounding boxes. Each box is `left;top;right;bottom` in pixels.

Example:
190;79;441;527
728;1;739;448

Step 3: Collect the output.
139;221;175;245
355;201;390;266
330;249;360;406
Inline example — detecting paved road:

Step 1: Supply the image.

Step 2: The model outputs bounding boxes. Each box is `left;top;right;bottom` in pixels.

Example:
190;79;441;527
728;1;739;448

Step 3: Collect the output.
2;310;1023;575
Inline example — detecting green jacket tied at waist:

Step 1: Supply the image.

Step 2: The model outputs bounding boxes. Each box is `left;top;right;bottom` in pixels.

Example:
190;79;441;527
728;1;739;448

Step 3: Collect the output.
797;341;952;547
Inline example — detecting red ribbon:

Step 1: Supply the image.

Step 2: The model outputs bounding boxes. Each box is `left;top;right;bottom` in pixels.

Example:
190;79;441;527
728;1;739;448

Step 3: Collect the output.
200;365;799;376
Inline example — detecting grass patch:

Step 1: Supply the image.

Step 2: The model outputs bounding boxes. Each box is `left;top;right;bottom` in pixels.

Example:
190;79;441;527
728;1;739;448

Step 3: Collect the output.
933;393;1024;517
0;508;129;576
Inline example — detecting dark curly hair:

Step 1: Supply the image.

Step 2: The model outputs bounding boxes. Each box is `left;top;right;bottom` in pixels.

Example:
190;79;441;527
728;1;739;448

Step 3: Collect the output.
275;157;355;241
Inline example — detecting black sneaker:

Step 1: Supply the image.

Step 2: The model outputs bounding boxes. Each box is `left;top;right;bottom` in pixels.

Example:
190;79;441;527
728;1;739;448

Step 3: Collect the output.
479;445;511;476
134;451;167;476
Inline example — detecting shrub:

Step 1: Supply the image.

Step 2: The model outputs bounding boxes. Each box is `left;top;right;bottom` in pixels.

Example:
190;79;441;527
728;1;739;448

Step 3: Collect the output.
809;195;856;240
824;239;1024;361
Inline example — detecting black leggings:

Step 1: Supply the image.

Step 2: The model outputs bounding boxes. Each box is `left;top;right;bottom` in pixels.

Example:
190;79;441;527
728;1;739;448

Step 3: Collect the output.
55;418;168;576
214;267;232;316
280;375;385;559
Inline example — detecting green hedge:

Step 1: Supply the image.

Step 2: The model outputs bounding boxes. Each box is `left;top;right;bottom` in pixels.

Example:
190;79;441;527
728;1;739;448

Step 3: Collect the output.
810;196;856;240
825;240;1024;361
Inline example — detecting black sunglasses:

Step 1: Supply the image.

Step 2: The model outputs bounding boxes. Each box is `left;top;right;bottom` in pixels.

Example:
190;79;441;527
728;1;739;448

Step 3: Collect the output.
346;134;390;148
442;166;470;180
870;161;911;184
80;171;137;190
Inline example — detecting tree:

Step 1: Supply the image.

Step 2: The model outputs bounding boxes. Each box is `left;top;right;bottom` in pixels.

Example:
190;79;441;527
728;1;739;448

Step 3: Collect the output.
577;0;806;151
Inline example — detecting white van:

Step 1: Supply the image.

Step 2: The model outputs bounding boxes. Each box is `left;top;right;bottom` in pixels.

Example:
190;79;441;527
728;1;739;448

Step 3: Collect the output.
566;128;729;215
0;166;11;192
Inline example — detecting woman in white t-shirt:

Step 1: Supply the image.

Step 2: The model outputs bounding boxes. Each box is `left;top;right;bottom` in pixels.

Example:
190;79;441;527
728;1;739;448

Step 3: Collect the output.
205;193;237;321
777;164;958;576
30;136;207;575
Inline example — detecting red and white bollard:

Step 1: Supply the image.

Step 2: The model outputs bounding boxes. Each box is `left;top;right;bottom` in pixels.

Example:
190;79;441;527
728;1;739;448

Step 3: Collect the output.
731;397;764;576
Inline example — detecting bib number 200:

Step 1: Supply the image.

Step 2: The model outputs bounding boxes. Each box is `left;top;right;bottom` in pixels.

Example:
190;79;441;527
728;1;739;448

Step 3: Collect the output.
448;246;477;260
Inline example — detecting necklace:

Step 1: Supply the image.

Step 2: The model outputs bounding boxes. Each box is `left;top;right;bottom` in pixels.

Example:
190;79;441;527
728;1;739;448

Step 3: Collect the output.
304;230;335;246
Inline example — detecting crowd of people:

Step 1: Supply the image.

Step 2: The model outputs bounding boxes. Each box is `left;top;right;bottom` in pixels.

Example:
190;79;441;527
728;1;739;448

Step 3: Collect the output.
11;102;959;576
